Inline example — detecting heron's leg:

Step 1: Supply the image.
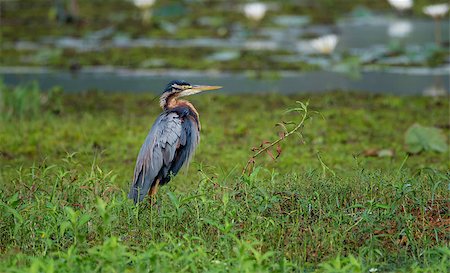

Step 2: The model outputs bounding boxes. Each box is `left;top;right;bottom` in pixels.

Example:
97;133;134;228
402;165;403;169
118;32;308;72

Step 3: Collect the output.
148;178;160;205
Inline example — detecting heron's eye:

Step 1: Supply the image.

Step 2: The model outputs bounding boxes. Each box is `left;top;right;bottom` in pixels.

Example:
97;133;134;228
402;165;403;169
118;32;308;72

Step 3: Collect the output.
171;83;192;91
171;84;182;91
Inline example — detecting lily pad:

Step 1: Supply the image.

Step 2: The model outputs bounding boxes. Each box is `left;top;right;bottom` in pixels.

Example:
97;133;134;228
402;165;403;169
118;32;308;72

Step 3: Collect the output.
206;51;240;62
273;15;310;27
405;124;448;154
153;3;187;18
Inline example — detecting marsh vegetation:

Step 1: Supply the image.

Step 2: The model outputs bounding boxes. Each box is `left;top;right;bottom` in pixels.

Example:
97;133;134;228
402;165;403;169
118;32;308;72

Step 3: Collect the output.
1;0;449;272
1;85;449;272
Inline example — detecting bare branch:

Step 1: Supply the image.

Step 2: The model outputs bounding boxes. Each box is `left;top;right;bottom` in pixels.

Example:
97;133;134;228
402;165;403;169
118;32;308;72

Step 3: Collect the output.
242;101;309;175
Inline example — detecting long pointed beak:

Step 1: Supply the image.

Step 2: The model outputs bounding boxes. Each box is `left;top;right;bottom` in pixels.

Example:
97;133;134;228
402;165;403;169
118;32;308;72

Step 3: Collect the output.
179;85;222;97
191;85;222;92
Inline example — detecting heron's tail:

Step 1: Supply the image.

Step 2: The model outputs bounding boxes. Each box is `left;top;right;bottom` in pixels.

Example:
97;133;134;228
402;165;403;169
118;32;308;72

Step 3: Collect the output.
128;170;145;204
128;186;139;204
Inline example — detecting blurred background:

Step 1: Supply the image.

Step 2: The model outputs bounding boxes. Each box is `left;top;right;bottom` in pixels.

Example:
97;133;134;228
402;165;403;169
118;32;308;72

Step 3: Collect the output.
1;3;449;271
1;0;449;95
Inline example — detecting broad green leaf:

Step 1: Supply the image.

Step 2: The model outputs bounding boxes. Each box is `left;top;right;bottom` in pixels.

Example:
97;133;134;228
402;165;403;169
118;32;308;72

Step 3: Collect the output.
405;124;448;154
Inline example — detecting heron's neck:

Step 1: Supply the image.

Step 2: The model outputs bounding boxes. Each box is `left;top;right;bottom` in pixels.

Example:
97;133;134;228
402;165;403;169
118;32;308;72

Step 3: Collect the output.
161;95;199;119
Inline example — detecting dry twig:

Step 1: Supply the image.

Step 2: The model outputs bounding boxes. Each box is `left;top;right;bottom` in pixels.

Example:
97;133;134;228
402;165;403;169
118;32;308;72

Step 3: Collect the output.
242;101;310;175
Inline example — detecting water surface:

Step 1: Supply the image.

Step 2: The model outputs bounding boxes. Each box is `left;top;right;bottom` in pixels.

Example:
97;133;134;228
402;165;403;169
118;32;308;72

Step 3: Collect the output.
1;67;448;95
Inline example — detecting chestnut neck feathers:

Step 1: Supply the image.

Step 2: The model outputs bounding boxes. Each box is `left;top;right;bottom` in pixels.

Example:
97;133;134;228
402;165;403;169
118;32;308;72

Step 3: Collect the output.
159;92;200;123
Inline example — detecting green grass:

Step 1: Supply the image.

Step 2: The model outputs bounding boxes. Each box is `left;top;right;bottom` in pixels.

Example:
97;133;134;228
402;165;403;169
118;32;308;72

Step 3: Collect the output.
0;89;449;272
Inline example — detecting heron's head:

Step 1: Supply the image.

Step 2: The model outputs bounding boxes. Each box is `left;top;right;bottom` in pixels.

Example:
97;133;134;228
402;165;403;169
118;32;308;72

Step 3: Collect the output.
160;80;222;108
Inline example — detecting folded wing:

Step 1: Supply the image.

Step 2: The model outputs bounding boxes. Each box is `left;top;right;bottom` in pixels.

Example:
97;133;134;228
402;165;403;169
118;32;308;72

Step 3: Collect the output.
128;110;199;203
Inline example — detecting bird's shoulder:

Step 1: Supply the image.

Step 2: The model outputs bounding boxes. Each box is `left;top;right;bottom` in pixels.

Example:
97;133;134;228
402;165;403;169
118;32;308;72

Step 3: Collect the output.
152;107;189;130
169;104;197;118
148;106;196;143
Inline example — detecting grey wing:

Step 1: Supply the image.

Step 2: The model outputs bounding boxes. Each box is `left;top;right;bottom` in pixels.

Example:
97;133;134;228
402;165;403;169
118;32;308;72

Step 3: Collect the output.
160;115;200;184
128;112;183;203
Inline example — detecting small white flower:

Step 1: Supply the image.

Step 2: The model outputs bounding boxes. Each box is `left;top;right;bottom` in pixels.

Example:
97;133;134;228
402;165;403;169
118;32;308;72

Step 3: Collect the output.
243;2;267;22
387;0;413;11
388;20;413;38
133;0;156;9
423;4;449;18
369;268;378;273
310;34;339;54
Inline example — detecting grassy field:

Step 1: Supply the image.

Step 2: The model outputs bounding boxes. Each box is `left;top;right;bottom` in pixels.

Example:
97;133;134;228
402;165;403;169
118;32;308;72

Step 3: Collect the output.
0;87;449;272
